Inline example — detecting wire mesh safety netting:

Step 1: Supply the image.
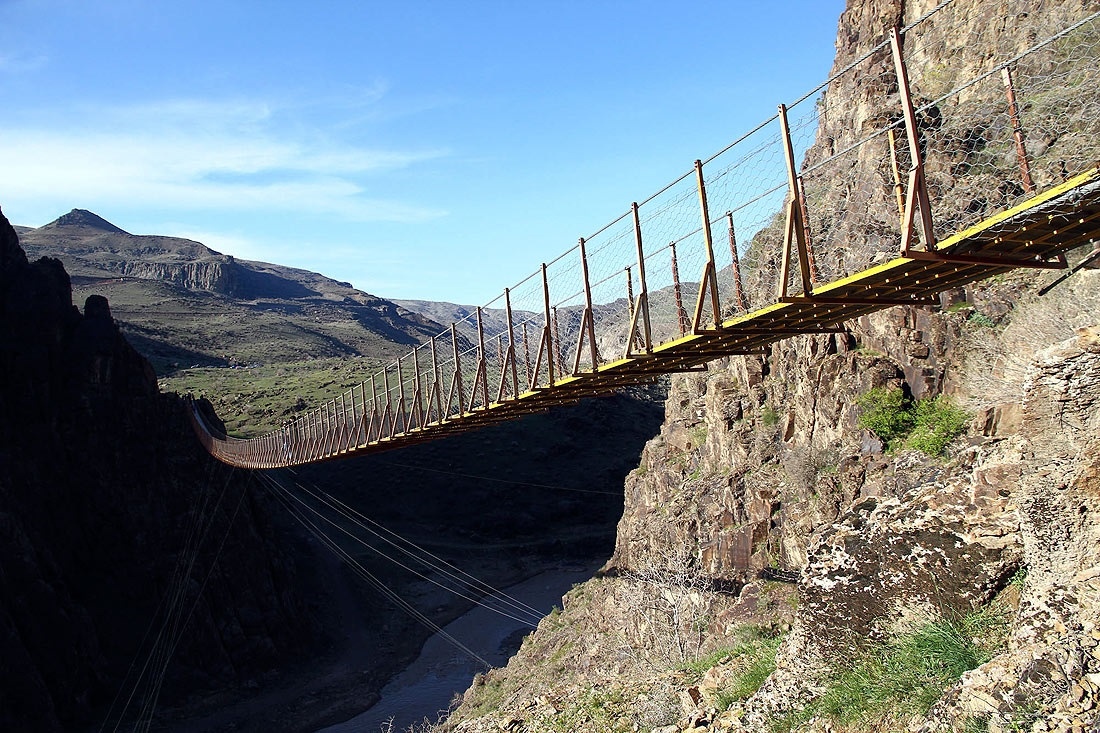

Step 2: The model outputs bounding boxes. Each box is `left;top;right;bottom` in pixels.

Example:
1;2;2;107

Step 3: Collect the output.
199;0;1100;467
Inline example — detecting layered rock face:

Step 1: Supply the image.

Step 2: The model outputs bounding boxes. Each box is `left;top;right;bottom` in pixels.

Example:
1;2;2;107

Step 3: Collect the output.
438;0;1100;729
0;208;316;732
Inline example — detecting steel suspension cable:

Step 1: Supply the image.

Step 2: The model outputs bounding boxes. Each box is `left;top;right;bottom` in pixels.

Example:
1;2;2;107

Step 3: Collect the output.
262;473;542;627
282;469;551;619
260;475;492;668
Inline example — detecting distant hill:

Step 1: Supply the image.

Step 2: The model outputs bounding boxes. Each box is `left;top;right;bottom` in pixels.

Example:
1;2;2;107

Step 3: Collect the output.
18;209;445;372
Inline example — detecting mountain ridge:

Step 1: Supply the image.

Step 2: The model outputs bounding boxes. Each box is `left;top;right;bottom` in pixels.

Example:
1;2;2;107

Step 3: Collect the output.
17;209;447;373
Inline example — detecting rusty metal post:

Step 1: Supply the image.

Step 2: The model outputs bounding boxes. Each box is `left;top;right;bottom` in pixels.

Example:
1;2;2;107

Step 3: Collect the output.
726;212;747;311
625;266;635;328
328;398;339;456
778;103;813;298
887;128;906;222
448;323;465;418
692;159;722;331
348;387;359;448
541;263;556;388
381;367;393;439
411;347;424;430
891;26;936;253
430;336;443;423
474;306;490;409
631;202;653;352
1002;66;1035;195
367;374;378;442
356;381;367;446
396;356;408;433
572;238;599;374
798;178;820;284
670;241;689;335
312;407;321;460
552;306;564;375
338;392;348;452
522;321;533;390
504;288;519;400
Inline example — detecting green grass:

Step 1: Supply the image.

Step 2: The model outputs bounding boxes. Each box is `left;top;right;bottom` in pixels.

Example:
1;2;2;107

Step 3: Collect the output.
160;357;387;437
774;607;1008;731
536;687;632;733
679;625;786;712
967;311;998;328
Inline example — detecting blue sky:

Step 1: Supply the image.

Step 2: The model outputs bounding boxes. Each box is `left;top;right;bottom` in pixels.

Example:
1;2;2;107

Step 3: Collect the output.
0;0;844;304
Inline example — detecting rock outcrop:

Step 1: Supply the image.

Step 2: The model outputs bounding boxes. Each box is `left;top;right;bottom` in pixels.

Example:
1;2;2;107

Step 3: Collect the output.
0;207;317;732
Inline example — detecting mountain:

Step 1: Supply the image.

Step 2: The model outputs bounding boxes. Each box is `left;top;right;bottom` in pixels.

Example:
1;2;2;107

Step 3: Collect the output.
18;210;445;372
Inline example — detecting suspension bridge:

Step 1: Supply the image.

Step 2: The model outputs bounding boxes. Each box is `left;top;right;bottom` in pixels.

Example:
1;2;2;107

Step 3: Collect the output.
190;5;1100;469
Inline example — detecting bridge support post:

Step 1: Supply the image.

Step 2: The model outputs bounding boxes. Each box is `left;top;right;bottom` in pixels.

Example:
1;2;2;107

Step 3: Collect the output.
411;348;425;430
446;323;466;419
500;288;520;401
469;307;490;411
381;367;394;440
777;103;814;300
798;178;819;283
429;336;443;424
522;322;533;389
396;355;408;435
890;26;936;255
887;129;906;225
692;160;722;333
726;212;747;311
366;375;379;442
670;241;689;335
626;202;653;357
338;392;349;452
572;238;600;375
1002;66;1035;196
540;263;555;389
552;307;564;377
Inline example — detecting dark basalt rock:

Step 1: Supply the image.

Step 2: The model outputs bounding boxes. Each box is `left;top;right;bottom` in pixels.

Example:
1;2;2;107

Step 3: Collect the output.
0;206;317;732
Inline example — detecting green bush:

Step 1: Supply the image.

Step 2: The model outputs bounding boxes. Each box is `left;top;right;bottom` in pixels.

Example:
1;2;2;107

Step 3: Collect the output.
856;387;915;446
906;396;970;456
856;388;969;456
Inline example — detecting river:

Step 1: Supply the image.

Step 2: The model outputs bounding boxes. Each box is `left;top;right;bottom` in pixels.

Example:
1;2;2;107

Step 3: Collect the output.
317;565;596;733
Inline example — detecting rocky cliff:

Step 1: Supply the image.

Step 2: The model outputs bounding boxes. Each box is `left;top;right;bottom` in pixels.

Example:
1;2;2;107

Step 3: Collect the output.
0;207;318;732
437;0;1100;730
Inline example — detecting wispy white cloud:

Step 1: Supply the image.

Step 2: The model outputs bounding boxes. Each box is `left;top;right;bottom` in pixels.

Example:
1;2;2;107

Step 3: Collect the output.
0;96;448;223
0;50;48;74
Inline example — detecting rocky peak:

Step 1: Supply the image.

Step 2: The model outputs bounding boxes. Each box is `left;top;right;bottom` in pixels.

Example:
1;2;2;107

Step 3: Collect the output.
0;205;30;277
40;208;129;234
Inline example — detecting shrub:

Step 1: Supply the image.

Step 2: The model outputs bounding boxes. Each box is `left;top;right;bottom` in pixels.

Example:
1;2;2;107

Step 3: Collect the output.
856;387;915;447
856;388;969;456
906;396;970;456
760;405;780;427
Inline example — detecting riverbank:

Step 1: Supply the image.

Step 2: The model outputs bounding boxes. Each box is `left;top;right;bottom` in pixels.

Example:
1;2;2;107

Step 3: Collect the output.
320;564;598;733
